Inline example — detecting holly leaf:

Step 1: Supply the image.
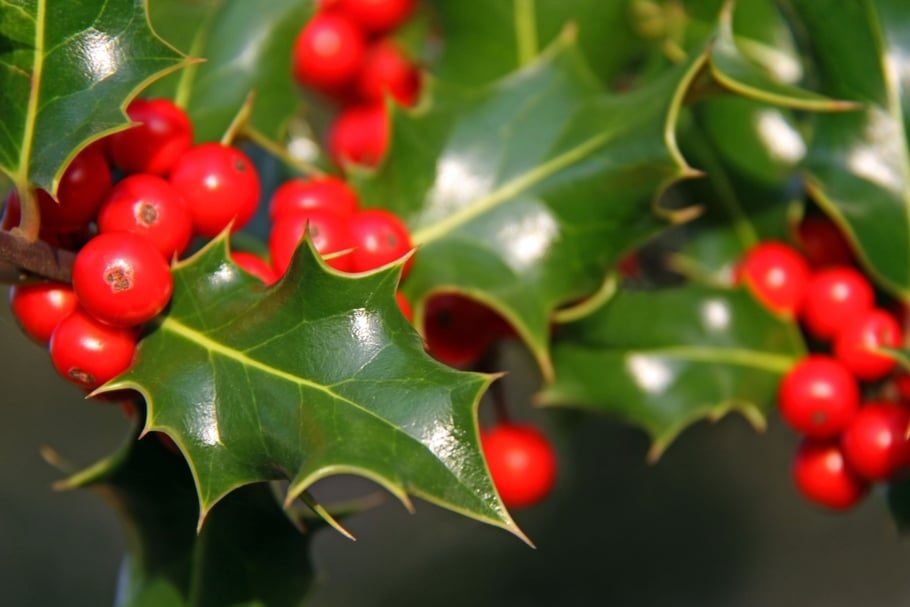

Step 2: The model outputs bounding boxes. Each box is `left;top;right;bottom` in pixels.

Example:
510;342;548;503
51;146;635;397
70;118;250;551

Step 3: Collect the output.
708;0;910;296
355;34;704;377
58;435;315;607
147;0;315;145
539;285;804;458
427;0;648;86
707;0;847;110
96;235;522;540
0;0;186;193
670;101;802;283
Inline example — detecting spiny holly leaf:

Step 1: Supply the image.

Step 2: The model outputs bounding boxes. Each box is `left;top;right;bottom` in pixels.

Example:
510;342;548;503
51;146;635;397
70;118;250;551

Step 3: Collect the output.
147;0;315;145
355;34;704;378
58;436;315;607
787;0;910;298
0;0;186;193
707;0;847;110
671;101;802;283
98;236;521;540
707;0;910;296
539;285;804;459
426;0;648;86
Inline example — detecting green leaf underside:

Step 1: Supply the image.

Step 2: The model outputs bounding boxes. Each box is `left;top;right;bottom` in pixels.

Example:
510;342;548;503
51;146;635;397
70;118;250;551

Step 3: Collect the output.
540;285;803;458
427;0;647;86
0;0;185;192
62;436;314;607
356;36;703;377
147;0;315;144
100;236;519;539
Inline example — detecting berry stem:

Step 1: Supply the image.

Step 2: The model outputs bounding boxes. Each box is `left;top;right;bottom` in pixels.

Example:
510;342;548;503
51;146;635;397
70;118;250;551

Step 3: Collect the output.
0;229;74;283
220;91;256;147
243;127;326;178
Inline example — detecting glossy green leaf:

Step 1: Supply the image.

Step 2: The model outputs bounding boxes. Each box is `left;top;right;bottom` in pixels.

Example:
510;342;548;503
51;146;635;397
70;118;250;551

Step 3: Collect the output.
708;0;846;110
60;436;314;607
355;35;703;377
147;0;315;145
671;102;802;282
788;0;910;298
0;0;185;193
98;236;521;540
426;0;648;86
540;285;804;458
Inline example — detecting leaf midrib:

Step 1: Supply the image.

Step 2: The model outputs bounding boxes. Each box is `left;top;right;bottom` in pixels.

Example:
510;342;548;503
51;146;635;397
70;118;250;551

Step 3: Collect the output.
160;316;412;439
17;0;45;184
411;129;614;245
624;345;794;373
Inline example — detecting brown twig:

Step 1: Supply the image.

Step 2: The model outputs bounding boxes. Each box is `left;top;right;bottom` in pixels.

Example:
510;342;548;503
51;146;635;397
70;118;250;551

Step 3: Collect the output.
0;230;75;283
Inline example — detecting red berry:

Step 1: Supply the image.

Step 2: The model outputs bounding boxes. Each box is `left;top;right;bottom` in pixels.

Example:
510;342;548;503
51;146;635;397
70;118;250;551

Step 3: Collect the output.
108;98;193;175
232;251;278;285
841;402;910;481
269;177;359;222
73;233;173;327
169;143;260;237
97;175;193;259
49;309;136;390
396;291;412;321
26;145;112;232
9;282;78;344
737;242;810;315
797;215;854;268
328;104;389;167
793;439;867;510
834;308;902;381
335;0;415;33
292;14;366;91
348;209;413;274
269;209;354;275
424;295;499;367
482;424;557;509
894;373;910;404
801;267;874;340
357;40;420;107
778;356;860;438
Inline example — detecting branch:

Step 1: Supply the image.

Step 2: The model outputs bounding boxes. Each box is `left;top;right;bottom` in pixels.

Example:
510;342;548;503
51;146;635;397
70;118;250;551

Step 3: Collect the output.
0;230;74;283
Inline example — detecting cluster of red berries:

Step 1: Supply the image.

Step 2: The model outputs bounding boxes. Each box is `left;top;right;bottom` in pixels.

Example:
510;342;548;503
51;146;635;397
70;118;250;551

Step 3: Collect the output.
737;214;909;511
7;97;261;390
292;0;421;167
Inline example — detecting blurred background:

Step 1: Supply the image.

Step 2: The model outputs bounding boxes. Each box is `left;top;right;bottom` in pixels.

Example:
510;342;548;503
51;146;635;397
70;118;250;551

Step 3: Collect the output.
2;308;910;607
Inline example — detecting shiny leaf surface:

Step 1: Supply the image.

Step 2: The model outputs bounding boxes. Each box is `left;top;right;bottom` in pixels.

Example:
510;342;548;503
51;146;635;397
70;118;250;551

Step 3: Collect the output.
672;101;801;282
540;285;804;457
147;0;315;144
0;0;185;191
712;0;910;296
356;36;702;377
61;436;314;607
99;236;519;539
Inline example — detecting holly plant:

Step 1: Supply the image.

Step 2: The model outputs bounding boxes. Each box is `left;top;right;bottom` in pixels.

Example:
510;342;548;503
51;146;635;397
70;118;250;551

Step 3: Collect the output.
3;0;910;604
